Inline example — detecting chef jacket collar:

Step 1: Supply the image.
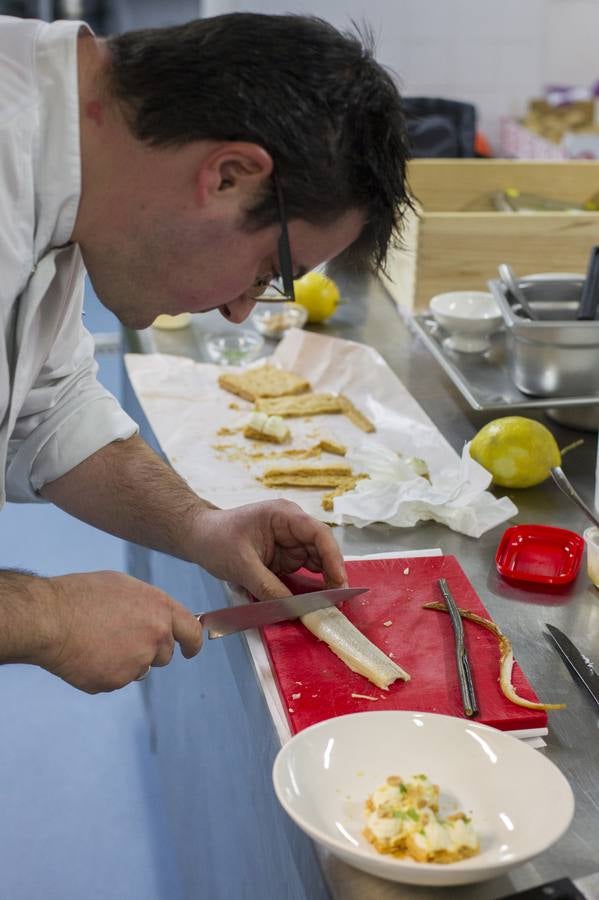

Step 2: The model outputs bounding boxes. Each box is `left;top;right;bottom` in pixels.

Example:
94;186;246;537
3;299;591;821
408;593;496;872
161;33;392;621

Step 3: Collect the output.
33;19;92;261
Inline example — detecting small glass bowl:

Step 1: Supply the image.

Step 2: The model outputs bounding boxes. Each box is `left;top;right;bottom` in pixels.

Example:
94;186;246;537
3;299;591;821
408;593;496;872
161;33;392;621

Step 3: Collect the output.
251;302;308;341
203;330;264;365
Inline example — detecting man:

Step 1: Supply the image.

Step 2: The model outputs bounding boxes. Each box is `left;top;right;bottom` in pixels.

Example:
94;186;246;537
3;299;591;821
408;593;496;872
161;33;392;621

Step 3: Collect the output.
0;13;411;693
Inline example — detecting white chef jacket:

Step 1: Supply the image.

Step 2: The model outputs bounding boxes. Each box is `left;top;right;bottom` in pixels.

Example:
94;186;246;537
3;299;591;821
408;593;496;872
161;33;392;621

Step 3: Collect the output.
0;16;137;507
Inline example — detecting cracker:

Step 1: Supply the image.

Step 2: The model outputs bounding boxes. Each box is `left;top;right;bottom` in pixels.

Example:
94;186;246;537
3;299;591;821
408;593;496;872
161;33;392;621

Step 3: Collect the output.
338;395;376;433
218;365;310;402
261;463;353;488
255;393;344;417
321;475;369;511
317;438;347;456
256;392;375;432
243;425;288;445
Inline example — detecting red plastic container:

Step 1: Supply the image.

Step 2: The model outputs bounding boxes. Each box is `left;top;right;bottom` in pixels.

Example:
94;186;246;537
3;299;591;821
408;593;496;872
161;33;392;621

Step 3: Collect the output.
495;524;584;586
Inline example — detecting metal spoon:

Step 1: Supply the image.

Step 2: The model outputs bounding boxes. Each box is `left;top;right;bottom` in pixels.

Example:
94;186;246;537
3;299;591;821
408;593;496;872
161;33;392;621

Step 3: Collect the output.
550;466;599;528
498;263;538;320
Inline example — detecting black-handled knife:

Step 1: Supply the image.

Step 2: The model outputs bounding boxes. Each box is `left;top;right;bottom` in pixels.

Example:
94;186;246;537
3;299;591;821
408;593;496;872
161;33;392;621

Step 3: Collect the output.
545;623;599;708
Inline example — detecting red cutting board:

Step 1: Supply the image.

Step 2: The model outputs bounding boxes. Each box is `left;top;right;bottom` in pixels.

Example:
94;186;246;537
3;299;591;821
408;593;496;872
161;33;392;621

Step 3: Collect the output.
262;556;549;734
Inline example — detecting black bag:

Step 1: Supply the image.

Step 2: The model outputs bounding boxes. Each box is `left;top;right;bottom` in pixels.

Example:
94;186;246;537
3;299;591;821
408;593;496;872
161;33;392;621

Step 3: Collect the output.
403;97;477;158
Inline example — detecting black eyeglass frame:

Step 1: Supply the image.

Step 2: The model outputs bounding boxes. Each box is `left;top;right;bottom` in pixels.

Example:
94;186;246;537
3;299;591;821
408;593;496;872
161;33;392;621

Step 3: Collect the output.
251;172;296;303
274;172;295;302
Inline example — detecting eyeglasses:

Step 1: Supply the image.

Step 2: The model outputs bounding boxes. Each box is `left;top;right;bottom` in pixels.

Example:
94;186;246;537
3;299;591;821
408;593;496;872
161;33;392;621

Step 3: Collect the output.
250;172;296;303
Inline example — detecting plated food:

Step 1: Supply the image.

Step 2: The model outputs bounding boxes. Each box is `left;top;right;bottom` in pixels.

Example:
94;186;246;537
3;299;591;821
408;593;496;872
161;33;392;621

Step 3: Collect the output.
272;711;575;887
364;774;479;864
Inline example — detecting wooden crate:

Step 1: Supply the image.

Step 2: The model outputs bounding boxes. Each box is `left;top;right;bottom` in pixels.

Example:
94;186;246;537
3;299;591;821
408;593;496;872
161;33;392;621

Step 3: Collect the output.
380;159;599;312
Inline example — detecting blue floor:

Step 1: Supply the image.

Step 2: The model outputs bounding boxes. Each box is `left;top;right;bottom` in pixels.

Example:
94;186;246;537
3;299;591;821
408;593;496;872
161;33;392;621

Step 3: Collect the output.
0;284;184;900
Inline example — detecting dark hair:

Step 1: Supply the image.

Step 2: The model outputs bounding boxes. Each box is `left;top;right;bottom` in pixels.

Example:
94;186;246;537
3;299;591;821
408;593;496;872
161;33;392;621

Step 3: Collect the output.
106;13;413;272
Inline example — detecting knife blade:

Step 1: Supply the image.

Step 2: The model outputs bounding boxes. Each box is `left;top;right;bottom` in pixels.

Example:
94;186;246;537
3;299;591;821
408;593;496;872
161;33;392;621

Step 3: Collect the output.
196;587;368;639
545;623;599;708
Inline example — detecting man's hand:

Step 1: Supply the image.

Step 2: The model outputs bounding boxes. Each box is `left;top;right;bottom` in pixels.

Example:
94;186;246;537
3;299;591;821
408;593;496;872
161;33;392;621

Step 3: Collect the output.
38;571;202;693
42;438;347;603
190;500;348;600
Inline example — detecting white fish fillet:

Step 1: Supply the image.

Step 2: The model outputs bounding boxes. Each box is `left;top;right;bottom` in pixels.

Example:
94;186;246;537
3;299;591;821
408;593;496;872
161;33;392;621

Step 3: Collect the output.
300;606;410;689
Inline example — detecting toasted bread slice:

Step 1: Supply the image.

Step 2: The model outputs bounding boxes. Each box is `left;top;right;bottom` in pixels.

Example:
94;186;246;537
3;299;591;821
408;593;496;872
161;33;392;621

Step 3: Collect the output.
218;365;310;402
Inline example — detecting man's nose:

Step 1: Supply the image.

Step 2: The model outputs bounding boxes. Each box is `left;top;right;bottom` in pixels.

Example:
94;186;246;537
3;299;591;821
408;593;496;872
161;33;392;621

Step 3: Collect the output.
219;296;256;324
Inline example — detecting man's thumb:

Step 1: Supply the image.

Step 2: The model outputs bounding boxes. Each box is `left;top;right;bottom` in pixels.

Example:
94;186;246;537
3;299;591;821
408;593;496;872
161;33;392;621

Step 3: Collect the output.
244;564;289;602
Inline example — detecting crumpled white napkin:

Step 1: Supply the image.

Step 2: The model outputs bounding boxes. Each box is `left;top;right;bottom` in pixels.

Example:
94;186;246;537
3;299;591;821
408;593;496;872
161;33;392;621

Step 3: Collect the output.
330;441;517;538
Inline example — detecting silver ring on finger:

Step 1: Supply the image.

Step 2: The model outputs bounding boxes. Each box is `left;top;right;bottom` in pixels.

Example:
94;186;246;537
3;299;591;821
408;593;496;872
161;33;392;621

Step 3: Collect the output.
135;665;152;682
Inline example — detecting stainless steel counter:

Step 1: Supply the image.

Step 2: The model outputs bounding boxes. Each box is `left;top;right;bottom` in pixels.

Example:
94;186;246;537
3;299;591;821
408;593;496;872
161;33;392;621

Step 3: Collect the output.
124;273;599;900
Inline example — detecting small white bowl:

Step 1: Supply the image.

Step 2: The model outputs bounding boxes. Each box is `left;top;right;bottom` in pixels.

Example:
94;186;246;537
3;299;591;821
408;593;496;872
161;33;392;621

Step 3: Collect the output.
203;330;264;365
429;291;502;353
273;711;574;887
151;312;192;330
251;302;308;340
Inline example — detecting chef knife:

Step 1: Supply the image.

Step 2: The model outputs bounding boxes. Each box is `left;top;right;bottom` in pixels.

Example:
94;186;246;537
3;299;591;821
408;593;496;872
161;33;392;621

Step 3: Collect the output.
196;587;368;639
545;623;599;708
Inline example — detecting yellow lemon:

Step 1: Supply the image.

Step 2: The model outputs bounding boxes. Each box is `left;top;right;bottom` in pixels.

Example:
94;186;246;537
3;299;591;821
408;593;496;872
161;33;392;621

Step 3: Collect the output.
470;416;560;488
293;272;340;323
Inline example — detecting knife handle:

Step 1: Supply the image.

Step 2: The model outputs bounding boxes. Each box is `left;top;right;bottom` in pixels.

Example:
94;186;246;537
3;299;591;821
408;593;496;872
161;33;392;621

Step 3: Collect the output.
499;877;585;899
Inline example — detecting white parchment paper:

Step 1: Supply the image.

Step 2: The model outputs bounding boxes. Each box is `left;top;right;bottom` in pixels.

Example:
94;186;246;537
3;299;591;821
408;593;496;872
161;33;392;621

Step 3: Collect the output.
124;328;517;537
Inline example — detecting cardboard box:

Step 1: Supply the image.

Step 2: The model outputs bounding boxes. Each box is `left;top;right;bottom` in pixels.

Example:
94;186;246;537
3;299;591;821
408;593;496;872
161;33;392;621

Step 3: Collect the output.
500;117;599;161
380;159;599;312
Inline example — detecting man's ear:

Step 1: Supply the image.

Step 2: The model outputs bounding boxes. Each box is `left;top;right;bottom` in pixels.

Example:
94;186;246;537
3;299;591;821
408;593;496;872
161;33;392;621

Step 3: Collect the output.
195;142;273;206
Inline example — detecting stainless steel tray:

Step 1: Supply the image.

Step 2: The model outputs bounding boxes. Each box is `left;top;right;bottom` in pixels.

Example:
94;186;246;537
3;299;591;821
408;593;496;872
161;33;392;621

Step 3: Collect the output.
410;314;599;412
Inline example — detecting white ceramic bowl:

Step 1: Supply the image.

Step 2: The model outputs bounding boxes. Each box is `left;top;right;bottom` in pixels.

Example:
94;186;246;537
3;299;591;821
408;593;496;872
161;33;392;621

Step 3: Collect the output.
429;291;502;353
151;312;193;330
272;711;574;887
523;272;584;281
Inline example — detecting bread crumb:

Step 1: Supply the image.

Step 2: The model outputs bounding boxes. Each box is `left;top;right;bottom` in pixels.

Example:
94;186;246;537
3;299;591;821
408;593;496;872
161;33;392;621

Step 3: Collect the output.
288;708;294;714
404;567;410;575
351;693;379;701
383;620;392;627
291;692;301;700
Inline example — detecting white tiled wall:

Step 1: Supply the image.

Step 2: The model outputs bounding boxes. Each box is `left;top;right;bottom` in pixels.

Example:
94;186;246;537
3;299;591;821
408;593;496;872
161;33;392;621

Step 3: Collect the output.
202;0;599;151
